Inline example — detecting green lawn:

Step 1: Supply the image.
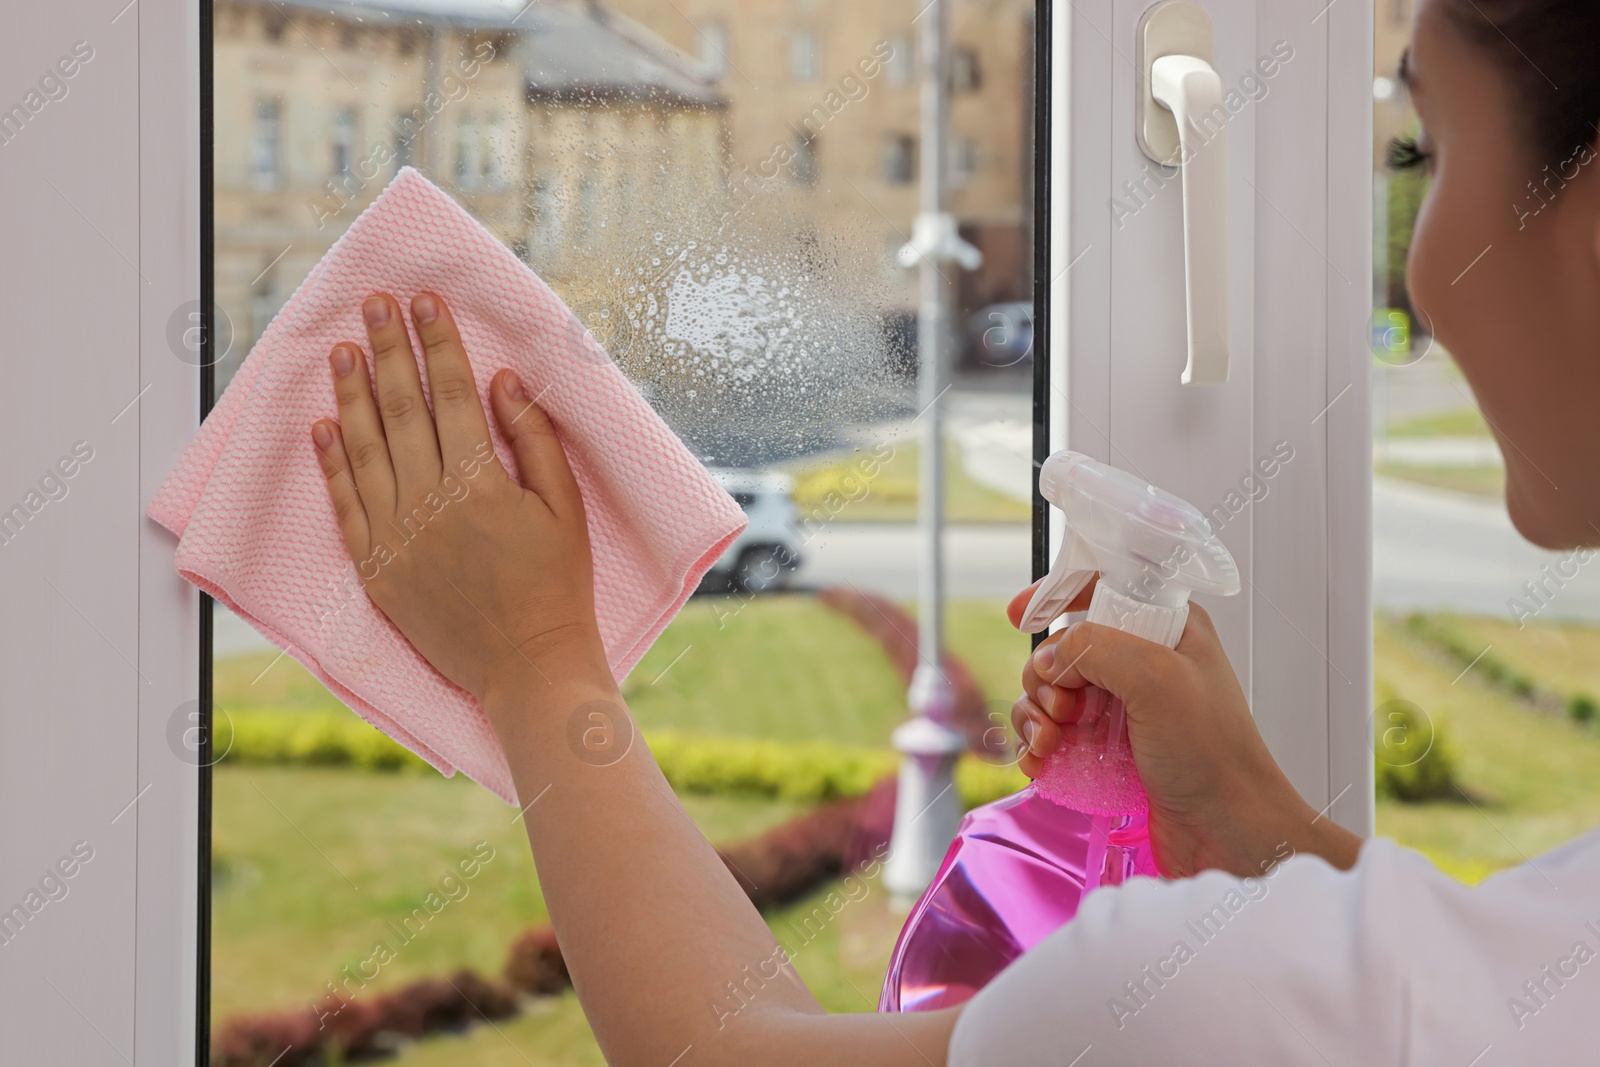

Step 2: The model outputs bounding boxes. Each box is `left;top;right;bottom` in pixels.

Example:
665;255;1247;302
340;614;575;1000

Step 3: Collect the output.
943;599;1031;712
1373;614;1600;883
1375;462;1505;499
211;764;805;1022
621;594;910;747
1383;406;1491;437
215;648;349;715
1432;613;1600;703
785;440;1031;524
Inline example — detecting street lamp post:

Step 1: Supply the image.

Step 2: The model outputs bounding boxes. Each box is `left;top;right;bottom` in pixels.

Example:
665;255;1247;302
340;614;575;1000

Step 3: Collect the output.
885;0;982;905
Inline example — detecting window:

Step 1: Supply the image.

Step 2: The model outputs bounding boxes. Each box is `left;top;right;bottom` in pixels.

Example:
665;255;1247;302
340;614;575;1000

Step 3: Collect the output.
950;136;977;187
483;112;510;188
393;109;419;170
203;5;1041;1062
250;273;281;345
885;34;913;86
330;107;357;175
251;98;282;189
574;174;599;244
528;175;560;257
949;46;981;93
454;112;481;190
790;29;820;82
698;22;729;80
792;133;818;186
882;133;915;184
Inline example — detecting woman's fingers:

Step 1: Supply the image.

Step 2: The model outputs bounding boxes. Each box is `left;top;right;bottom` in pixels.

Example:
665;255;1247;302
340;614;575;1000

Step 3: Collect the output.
1029;620;1183;708
329;342;396;519
490;371;583;516
1010;693;1062;760
362;293;442;488
408;292;500;466
311;419;372;560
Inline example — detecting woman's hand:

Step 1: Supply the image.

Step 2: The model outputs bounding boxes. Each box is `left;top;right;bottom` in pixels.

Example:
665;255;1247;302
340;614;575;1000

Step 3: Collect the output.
311;291;610;705
1007;581;1362;878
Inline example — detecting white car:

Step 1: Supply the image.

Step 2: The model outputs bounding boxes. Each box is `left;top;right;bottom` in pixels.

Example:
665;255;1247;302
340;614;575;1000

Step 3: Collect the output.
704;468;804;593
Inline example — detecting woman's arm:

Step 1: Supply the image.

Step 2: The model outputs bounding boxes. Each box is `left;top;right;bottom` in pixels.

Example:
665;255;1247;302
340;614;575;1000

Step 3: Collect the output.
311;292;959;1067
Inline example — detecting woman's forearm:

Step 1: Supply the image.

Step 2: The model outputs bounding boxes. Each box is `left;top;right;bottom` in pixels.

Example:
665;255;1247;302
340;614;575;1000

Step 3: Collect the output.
482;645;958;1067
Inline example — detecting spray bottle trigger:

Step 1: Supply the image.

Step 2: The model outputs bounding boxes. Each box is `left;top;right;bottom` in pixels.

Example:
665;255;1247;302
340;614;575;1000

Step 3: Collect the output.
1018;529;1098;634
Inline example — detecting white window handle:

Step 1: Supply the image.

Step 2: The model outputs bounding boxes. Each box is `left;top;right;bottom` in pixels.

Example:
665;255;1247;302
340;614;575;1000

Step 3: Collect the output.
1136;0;1229;386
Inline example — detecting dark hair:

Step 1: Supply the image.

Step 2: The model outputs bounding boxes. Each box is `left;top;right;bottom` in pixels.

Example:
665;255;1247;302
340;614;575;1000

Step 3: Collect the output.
1443;0;1600;167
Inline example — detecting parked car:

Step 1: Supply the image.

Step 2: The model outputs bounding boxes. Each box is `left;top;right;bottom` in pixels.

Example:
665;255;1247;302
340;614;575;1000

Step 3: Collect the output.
703;469;804;593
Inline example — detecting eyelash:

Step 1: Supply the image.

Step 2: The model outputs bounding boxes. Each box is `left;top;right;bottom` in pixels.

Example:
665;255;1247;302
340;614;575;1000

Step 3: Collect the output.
1387;134;1432;172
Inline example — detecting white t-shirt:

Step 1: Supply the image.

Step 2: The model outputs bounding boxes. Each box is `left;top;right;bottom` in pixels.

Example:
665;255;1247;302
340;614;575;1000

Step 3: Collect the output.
949;831;1600;1066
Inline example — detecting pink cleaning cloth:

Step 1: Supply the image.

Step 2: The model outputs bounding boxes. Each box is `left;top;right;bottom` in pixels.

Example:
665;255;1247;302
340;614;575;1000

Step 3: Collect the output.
149;167;746;805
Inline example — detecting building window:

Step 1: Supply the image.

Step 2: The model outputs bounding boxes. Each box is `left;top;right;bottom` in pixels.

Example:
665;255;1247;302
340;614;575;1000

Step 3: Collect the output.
393;110;418;171
950;136;977;187
454;113;481;190
698;23;729;80
950;46;981;93
790;30;820;82
331;107;357;175
882;133;915;184
263;11;286;42
792;134;818;186
483;112;510;188
575;175;599;245
252;99;282;189
529;177;561;258
251;274;281;345
885;34;913;86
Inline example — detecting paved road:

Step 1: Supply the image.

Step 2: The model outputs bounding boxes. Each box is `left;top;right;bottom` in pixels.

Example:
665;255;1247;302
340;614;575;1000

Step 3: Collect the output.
1373;477;1600;623
793;480;1600;623
794;522;1033;602
214;480;1600;659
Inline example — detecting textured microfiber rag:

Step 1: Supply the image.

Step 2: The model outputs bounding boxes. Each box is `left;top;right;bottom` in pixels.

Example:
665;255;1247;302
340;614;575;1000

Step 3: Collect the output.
148;167;747;805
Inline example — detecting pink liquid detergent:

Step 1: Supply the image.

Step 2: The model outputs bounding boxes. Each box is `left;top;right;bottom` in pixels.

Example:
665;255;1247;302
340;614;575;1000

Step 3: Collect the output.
879;687;1155;1012
879;451;1239;1013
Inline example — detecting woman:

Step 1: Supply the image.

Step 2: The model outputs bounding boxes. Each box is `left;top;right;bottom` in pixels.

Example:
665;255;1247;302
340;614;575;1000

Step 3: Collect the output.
307;0;1600;1061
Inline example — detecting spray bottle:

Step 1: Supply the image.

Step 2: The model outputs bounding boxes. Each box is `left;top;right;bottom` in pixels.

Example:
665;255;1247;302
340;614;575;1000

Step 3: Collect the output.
879;450;1240;1012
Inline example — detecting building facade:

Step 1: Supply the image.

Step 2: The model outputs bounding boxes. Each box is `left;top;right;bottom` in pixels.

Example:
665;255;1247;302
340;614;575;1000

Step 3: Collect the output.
213;0;728;391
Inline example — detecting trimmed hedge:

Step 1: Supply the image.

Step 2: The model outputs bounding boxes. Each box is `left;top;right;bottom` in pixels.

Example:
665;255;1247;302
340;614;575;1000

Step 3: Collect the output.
1400;614;1542;702
218;709;1029;809
1371;679;1461;803
1400;613;1600;728
222;709;434;772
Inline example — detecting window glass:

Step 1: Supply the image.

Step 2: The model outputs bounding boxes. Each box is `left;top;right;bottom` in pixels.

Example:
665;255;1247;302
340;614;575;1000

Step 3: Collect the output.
210;0;1037;1057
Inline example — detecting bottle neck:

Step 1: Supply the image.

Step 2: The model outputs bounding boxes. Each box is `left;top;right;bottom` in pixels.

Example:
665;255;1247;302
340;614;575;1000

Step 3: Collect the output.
1084;584;1190;649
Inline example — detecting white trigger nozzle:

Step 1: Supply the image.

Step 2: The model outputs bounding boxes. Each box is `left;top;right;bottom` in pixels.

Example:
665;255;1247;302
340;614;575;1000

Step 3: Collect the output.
1018;528;1097;633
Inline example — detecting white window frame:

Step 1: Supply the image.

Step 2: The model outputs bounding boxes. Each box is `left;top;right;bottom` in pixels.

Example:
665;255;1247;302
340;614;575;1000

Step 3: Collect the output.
2;0;204;1061
1042;0;1374;835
